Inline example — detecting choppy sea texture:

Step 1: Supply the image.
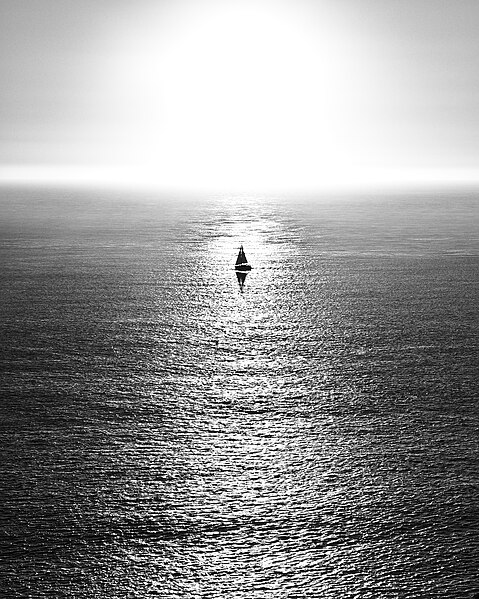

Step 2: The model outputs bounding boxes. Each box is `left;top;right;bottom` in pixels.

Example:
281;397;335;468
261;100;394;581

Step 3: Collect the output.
1;187;478;598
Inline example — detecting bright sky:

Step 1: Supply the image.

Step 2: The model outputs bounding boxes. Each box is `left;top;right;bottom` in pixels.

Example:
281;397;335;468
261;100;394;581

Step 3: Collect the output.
1;0;479;192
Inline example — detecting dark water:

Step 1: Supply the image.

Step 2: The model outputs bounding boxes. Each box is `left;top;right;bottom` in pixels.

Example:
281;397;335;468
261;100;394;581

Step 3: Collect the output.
1;187;478;598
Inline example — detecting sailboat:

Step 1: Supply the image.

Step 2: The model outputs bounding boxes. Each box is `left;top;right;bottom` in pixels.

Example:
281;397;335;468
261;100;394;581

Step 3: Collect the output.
234;245;252;271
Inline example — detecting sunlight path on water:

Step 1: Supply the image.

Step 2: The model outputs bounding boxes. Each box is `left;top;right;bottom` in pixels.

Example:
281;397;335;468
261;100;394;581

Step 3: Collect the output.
159;196;338;596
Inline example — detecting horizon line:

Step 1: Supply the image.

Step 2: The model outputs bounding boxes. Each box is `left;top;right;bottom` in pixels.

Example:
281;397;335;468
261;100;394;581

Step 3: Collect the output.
2;164;479;194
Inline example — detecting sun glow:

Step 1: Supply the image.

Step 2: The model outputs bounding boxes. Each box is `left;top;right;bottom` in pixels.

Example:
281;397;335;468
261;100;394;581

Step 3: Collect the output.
3;1;479;192
97;0;377;192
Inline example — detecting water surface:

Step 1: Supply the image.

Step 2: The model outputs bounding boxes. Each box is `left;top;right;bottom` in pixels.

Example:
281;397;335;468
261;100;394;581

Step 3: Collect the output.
1;187;478;598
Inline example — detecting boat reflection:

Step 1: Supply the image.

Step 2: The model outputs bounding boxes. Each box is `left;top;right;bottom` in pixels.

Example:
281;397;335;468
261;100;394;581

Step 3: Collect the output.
235;270;248;292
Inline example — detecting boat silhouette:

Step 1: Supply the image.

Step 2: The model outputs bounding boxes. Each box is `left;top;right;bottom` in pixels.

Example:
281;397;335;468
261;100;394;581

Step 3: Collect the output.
234;245;252;271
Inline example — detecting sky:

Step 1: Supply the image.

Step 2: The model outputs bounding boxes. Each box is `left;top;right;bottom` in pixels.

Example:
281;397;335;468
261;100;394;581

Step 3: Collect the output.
1;0;479;192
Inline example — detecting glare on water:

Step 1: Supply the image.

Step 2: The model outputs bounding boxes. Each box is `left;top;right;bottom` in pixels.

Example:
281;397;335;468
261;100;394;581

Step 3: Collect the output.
1;188;478;598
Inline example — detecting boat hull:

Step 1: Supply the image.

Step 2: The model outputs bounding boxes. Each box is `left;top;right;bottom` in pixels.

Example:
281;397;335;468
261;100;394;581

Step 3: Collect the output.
235;264;252;271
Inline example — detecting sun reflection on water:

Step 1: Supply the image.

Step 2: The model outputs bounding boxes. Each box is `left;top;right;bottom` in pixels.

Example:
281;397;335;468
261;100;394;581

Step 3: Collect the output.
168;197;329;594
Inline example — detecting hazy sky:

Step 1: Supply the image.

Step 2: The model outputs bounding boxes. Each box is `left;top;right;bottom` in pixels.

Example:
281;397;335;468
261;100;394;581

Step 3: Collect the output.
1;0;479;191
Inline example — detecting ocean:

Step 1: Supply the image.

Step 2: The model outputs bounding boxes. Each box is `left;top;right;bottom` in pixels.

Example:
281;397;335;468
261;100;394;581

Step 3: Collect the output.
1;186;478;598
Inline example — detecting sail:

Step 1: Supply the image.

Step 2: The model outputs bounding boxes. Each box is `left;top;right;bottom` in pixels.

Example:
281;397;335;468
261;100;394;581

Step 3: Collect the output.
234;244;251;270
236;245;247;265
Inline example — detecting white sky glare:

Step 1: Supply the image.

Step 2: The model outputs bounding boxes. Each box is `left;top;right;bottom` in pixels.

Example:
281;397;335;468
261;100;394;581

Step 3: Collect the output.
1;0;479;192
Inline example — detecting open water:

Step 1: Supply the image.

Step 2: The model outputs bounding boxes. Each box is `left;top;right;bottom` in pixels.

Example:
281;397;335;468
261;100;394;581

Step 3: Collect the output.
1;187;478;598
